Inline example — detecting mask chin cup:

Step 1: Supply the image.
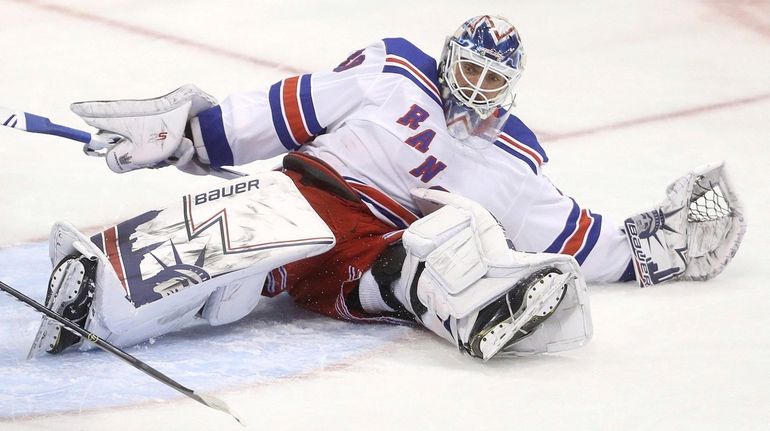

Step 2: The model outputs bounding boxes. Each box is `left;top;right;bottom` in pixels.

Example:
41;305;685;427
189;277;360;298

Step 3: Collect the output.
443;96;509;142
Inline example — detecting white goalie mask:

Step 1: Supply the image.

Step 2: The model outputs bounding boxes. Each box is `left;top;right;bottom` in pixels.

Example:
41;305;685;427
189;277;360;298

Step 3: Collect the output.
439;16;526;141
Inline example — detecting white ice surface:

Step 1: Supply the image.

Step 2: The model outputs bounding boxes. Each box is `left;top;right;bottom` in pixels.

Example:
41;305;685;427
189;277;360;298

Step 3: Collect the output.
1;0;769;430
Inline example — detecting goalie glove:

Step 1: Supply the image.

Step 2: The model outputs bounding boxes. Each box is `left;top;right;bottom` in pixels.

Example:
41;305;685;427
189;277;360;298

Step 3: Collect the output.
70;85;217;173
624;161;746;286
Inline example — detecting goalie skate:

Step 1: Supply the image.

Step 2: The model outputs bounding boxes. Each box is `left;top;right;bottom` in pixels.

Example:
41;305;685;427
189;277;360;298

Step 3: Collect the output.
467;268;573;360
27;255;97;358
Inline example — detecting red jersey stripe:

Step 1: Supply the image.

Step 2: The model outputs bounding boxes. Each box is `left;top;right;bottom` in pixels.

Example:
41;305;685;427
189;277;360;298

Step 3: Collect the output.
385;56;440;97
281;76;311;145
499;133;543;166
561;209;594;256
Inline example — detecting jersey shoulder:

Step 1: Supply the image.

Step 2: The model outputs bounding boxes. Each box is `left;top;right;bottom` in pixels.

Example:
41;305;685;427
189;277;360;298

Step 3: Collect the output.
492;114;549;174
380;38;442;106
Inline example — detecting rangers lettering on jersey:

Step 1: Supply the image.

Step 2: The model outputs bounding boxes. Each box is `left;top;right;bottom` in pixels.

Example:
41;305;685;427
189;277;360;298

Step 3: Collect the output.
397;104;430;129
405;130;436;153
410;156;447;183
395;105;445;180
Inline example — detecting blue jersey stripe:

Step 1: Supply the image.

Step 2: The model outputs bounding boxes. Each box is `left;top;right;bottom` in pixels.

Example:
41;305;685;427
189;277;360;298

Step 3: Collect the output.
383;65;442;106
268;81;300;151
382;38;442;107
298;74;325;135
493;140;538;173
499;114;548;164
574;212;602;264
197;105;234;167
345;175;411;229
382;38;440;87
358;193;409;229
545;198;580;253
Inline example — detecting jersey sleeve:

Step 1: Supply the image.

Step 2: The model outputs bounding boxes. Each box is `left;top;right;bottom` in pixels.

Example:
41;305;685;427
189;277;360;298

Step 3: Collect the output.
493;114;549;174
536;184;634;283
499;172;634;283
487;116;633;282
191;42;387;167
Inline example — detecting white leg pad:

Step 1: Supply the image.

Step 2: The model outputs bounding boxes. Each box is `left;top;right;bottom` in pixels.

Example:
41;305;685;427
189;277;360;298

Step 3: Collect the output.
47;171;335;349
399;189;593;359
201;271;269;326
499;273;592;356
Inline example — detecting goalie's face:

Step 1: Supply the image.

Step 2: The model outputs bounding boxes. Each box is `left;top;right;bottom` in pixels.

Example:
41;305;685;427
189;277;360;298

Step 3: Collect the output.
441;48;520;141
439;16;525;120
453;60;509;106
442;43;522;120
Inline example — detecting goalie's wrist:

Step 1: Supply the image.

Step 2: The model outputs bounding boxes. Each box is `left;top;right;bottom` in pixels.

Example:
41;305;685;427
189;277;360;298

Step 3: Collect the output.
186;116;211;165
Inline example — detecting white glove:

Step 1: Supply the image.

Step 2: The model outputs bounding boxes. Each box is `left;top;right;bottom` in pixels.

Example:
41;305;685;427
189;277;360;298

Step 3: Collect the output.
71;85;217;173
624;161;746;286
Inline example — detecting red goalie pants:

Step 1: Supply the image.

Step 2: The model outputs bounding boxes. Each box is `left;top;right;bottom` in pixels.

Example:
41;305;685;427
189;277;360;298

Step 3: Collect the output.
263;153;407;322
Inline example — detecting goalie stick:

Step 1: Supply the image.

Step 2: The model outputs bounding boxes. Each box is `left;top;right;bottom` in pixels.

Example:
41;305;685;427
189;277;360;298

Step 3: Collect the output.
0;279;244;425
1;105;117;150
0;105;245;179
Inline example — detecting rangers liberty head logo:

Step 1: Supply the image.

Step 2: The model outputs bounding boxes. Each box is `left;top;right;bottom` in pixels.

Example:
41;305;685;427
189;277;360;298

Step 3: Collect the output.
147;240;212;298
92;210;213;307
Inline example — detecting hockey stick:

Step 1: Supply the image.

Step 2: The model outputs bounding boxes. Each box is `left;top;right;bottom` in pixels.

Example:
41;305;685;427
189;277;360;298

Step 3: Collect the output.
0;279;244;425
0;105;118;149
0;106;246;179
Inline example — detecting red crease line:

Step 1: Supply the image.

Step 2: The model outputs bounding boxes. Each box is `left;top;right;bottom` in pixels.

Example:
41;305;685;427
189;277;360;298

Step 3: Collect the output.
538;93;770;143
18;0;305;75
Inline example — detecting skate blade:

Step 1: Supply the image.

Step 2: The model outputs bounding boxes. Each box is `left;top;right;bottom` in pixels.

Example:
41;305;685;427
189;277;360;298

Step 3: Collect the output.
478;272;574;360
27;317;61;359
26;258;85;359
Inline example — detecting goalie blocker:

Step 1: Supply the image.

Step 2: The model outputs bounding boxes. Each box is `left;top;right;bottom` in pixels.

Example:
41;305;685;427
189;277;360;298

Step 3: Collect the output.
32;152;592;360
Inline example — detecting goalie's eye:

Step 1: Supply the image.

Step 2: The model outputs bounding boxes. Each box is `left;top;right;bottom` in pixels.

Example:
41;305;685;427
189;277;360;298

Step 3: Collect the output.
461;62;484;77
485;72;504;84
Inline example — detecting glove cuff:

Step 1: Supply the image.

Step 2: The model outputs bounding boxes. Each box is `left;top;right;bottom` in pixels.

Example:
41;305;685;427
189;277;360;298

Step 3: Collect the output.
187;116;211;165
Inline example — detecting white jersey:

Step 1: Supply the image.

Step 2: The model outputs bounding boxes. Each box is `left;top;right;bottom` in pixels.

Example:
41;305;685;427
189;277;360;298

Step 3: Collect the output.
193;38;633;282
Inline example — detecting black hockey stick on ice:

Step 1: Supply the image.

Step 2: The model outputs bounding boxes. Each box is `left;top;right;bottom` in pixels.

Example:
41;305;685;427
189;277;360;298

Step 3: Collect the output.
0;279;244;425
0;106;245;180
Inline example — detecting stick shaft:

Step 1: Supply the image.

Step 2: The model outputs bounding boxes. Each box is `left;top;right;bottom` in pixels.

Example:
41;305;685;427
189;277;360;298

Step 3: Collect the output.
1;106;112;148
0;279;240;423
1;106;245;179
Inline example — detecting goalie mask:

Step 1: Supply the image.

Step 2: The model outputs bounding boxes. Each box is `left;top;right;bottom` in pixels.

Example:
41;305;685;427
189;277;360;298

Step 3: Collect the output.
439;15;526;141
